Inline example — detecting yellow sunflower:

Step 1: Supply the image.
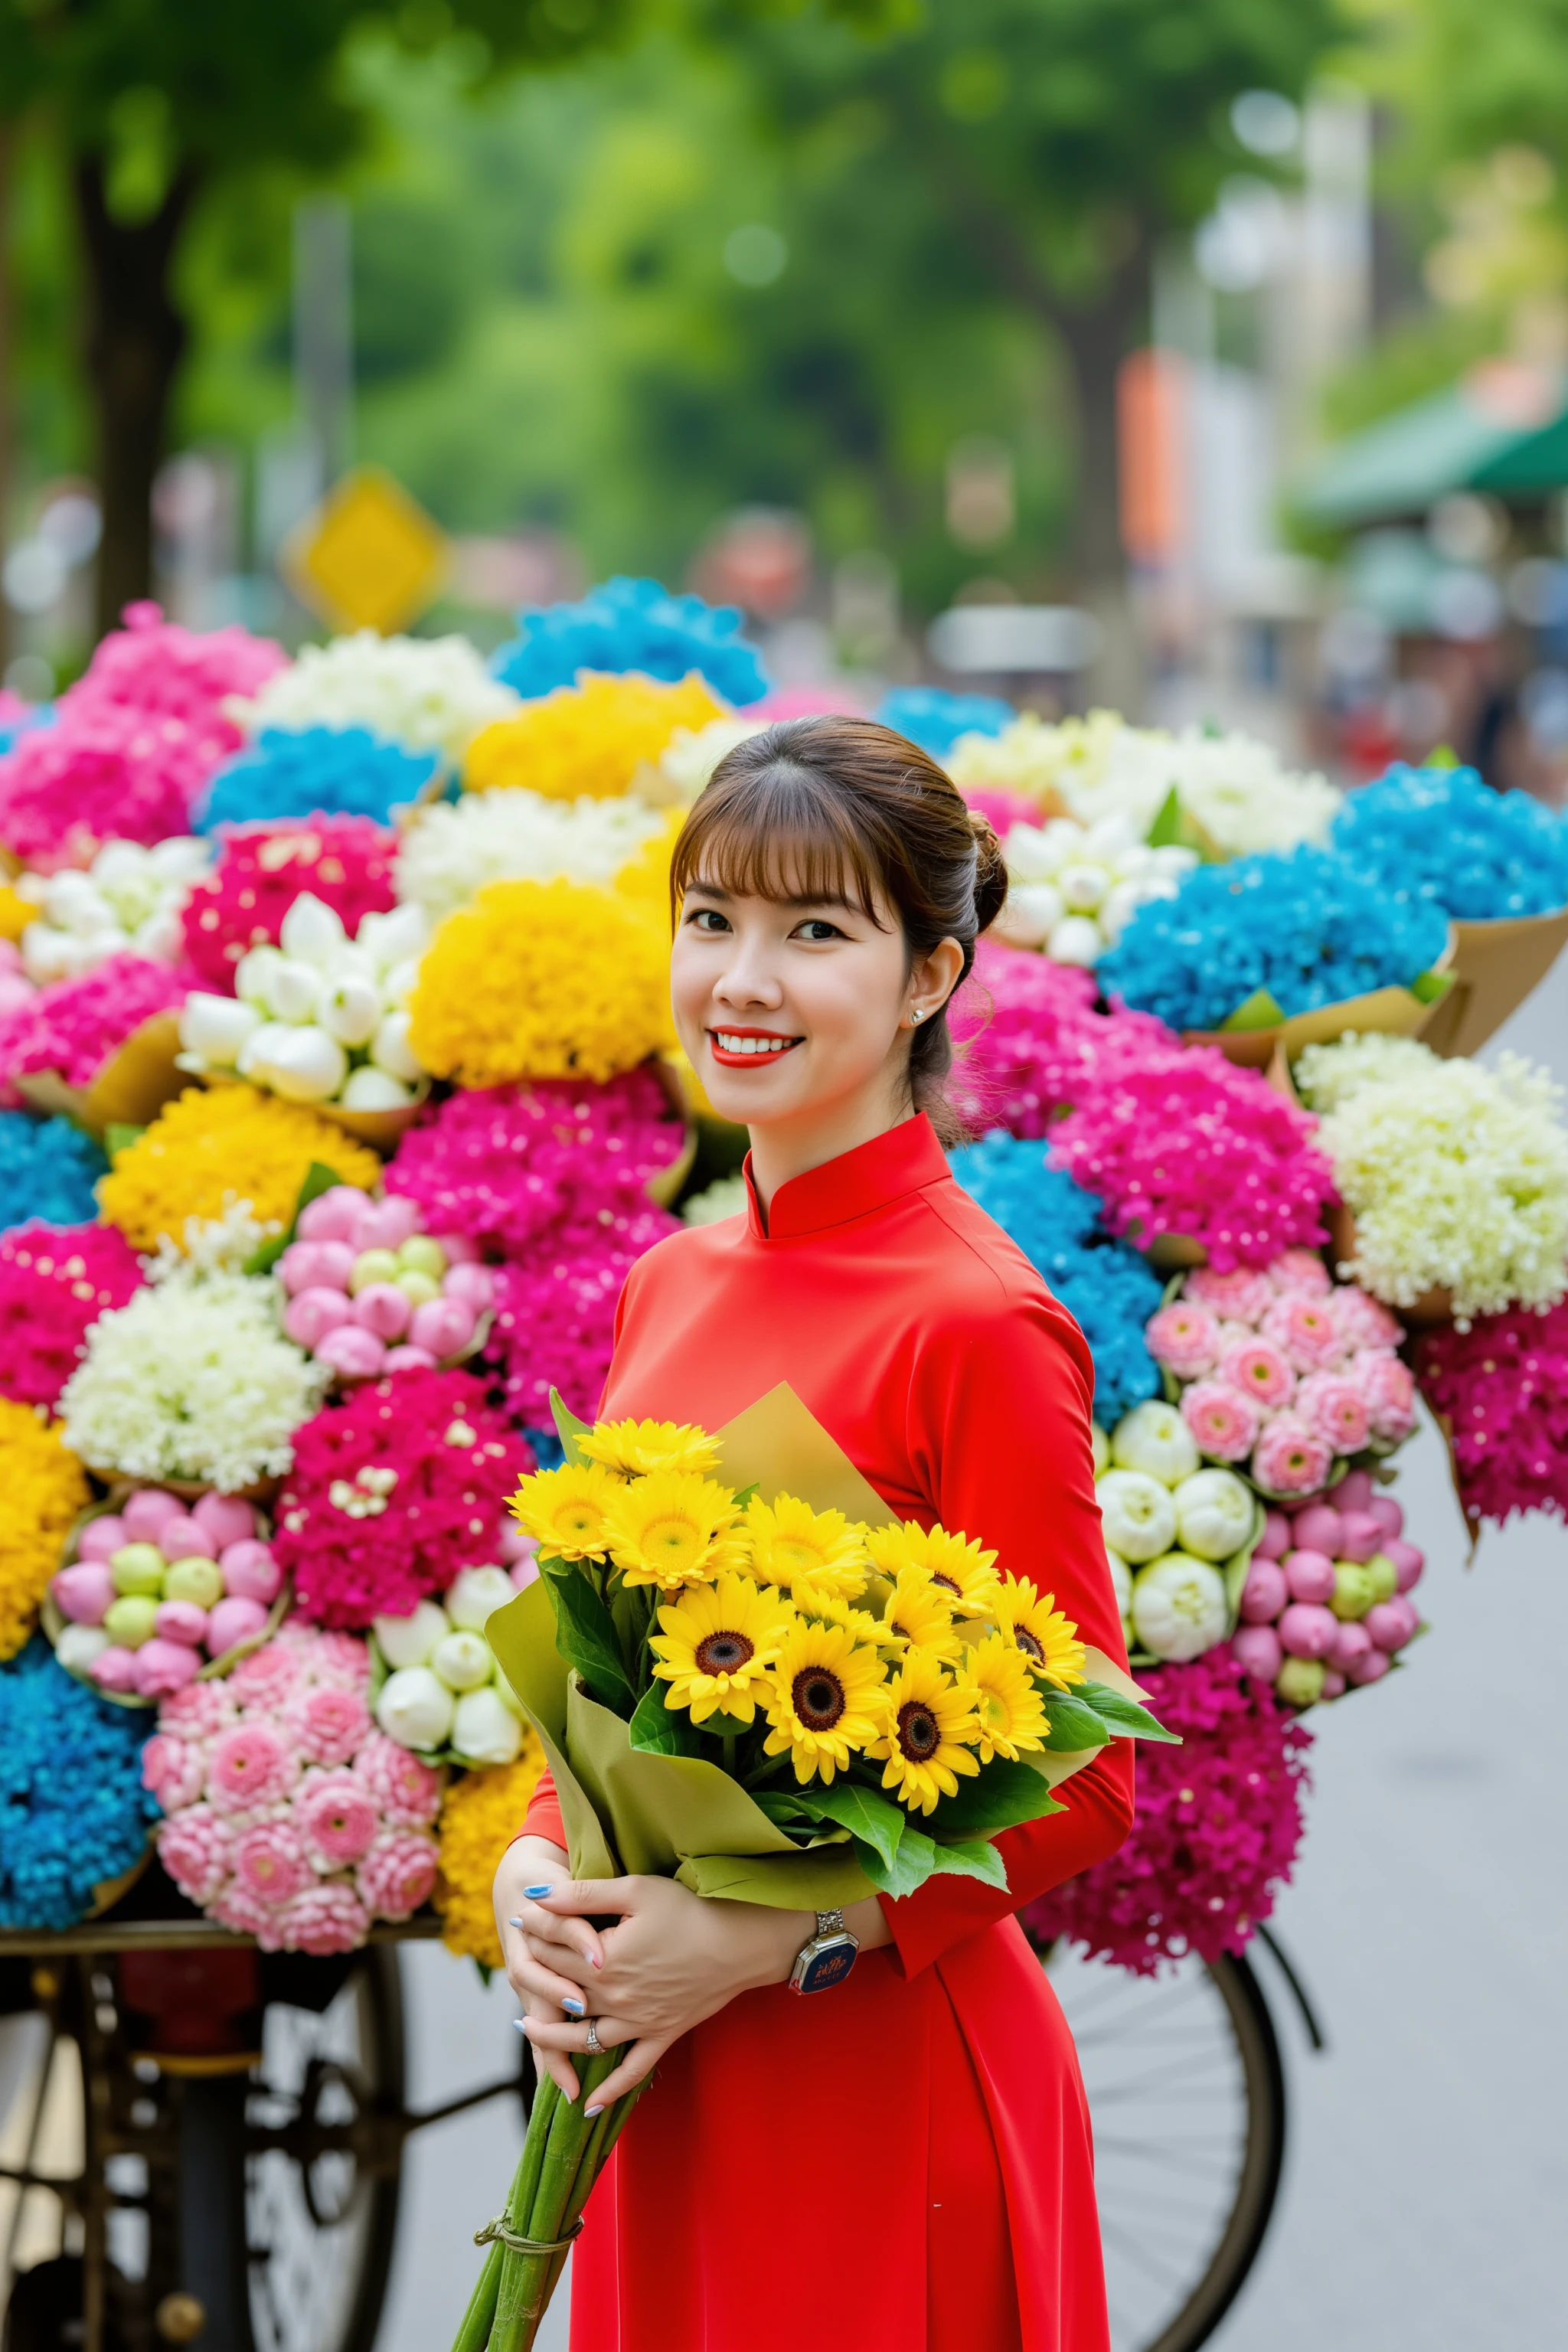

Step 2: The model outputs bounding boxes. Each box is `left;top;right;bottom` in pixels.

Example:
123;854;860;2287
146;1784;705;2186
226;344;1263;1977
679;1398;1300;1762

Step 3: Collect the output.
871;1651;982;1814
603;1469;743;1591
650;1573;795;1726
792;1584;884;1643
964;1632;1050;1762
993;1576;1086;1688
741;1493;870;1601
863;1520;1000;1616
509;1462;618;1562
875;1566;964;1663
577;1418;722;1479
762;1619;888;1785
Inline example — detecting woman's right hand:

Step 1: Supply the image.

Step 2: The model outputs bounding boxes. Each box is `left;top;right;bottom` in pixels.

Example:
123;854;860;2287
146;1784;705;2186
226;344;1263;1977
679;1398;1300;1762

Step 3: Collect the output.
493;1834;608;2099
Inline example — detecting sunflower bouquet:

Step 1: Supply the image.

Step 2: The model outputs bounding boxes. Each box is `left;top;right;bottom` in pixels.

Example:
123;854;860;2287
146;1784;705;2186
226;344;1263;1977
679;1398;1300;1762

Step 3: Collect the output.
456;1387;1171;2352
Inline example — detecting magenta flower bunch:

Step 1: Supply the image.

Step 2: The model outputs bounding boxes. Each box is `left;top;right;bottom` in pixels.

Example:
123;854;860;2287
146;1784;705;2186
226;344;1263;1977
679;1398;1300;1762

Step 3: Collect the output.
273;1367;534;1627
1415;1302;1568;1527
0;1220;144;1408
146;1620;439;1955
179;815;398;991
0;953;189;1093
1024;1641;1312;1974
482;1207;678;1426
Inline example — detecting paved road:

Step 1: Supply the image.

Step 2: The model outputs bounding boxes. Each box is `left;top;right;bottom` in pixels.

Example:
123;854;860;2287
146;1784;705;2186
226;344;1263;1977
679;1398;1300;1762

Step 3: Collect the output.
380;967;1568;2352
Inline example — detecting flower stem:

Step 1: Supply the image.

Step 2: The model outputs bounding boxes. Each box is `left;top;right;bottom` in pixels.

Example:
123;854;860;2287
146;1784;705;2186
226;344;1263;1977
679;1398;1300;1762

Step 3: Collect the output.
452;2243;503;2352
488;2050;616;2352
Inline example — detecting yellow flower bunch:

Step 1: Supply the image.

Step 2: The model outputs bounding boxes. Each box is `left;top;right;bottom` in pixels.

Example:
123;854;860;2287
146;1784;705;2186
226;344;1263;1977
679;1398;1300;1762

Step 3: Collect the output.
97;1084;380;1252
435;1741;547;1968
0;884;34;942
612;808;684;915
407;877;675;1089
0;1403;92;1660
462;673;726;802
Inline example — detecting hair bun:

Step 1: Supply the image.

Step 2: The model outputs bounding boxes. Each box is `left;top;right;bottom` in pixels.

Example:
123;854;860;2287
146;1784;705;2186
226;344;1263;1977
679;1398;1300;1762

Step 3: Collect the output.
969;810;1009;934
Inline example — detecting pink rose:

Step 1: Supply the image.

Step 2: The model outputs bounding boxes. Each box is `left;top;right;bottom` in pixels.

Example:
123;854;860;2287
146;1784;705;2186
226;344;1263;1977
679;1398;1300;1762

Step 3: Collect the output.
1295;1373;1372;1456
140;1731;207;1812
1179;1379;1261;1464
1184;1266;1273;1324
158;1805;234;1904
356;1829;439;1922
277;1881;371;1957
1252;1413;1334;1498
207;1720;299;1814
286;1683;371;1768
226;1641;303;1711
231;1820;313;1907
1351;1349;1416;1445
296;1769;381;1867
1217;1338;1295;1410
1261;1293;1345;1375
1266;1246;1332;1298
352;1730;443;1829
1330;1286;1403;1351
1145;1301;1222;1378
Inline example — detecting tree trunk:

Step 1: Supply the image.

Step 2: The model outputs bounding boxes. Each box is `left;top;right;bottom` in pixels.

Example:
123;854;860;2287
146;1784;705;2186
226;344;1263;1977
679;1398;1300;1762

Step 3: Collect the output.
73;155;199;639
0;120;16;675
1046;260;1151;710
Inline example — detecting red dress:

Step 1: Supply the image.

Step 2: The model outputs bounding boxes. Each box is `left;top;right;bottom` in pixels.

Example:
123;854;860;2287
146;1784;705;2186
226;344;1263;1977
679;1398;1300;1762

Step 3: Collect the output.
522;1114;1134;2352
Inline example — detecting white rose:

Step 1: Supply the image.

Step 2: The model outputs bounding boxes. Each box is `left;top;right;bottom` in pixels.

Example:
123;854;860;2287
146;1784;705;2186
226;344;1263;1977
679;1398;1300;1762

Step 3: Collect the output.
446;1565;516;1632
1096;1468;1178;1563
1092;1422;1110;1478
1172;1468;1256;1562
374;1599;449;1668
376;1664;455;1750
452;1684;524;1766
1111;1401;1200;1487
1104;1544;1133;1622
1131;1552;1229;1661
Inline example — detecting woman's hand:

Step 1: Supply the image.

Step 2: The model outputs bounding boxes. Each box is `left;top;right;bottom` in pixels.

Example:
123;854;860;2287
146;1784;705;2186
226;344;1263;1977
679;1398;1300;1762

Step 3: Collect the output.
495;1835;597;2099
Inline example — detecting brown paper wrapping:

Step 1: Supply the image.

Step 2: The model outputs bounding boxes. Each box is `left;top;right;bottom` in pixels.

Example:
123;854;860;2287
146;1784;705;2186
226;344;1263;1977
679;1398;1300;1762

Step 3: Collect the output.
1183;930;1456;1070
1416;906;1568;1061
18;1011;187;1139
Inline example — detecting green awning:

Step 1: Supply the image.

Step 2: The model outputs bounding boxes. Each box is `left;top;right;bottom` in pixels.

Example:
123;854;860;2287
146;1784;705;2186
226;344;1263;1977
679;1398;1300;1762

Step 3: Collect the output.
1296;365;1568;528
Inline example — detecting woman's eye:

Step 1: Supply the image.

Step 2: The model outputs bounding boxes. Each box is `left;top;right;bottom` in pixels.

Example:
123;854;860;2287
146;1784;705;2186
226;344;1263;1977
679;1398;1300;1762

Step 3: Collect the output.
688;908;730;933
794;919;844;942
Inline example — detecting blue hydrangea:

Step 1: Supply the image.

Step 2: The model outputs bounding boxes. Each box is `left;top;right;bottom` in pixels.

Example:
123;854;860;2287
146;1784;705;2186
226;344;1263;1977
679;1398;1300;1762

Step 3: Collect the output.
1097;844;1452;1033
949;1132;1163;1423
522;1426;567;1472
0;1112;107;1232
876;687;1014;759
0;702;54;757
1331;761;1568;920
0;1638;159;1930
490;577;768;706
193;726;441;833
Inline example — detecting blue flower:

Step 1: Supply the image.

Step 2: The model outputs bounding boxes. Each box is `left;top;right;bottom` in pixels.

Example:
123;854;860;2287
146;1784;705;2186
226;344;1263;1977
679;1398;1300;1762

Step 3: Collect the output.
491;577;767;707
949;1132;1164;1423
1097;844;1451;1033
0;1639;158;1930
0;1112;106;1233
876;688;1014;760
193;727;440;833
1331;761;1568;920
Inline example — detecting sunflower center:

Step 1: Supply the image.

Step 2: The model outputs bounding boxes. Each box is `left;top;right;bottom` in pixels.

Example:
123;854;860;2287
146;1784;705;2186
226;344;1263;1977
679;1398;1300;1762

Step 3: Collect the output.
980;1689;1009;1730
694;1630;753;1676
792;1667;846;1731
896;1700;941;1760
929;1572;962;1599
776;1539;819;1572
1013;1624;1044;1663
648;1514;702;1562
889;1617;911;1643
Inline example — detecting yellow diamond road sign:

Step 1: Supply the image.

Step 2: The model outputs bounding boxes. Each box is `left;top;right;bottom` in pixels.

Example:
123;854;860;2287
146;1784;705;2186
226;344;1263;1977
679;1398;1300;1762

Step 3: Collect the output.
285;466;449;635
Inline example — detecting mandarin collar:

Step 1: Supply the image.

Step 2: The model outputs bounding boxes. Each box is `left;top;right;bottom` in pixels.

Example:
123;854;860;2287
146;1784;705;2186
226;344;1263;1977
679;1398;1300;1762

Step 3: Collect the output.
743;1113;950;1240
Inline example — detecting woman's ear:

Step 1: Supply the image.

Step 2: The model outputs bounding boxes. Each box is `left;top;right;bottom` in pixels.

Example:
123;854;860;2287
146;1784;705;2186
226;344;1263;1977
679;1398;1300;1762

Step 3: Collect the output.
907;936;965;1024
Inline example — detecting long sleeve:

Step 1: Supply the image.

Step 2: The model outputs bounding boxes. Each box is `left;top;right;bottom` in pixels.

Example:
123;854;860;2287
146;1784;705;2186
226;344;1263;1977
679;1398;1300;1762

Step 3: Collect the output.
521;1769;567;1849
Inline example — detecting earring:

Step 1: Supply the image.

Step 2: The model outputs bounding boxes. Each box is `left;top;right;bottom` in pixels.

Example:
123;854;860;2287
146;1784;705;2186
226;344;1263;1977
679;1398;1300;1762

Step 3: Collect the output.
910;1008;924;1024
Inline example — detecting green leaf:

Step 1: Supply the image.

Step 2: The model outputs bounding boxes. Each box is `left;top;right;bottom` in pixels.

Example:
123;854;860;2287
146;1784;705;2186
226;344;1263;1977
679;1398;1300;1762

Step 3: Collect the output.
1423;742;1460;769
929;1757;1065;1834
1412;965;1455;1006
699;1707;755;1740
786;1782;910;1872
858;1821;937;1901
730;1481;760;1513
1222;987;1285;1034
1076;1678;1181;1744
628;1681;701;1757
927;1836;1009;1890
244;1159;341;1276
550;1387;593;1465
751;1789;818;1833
1038;1692;1113;1752
542;1570;634;1716
1145;785;1184;848
103;1122;145;1161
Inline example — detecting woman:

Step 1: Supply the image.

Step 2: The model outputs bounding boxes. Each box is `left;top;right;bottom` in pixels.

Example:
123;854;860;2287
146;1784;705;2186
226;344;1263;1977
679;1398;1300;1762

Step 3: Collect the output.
494;717;1135;2352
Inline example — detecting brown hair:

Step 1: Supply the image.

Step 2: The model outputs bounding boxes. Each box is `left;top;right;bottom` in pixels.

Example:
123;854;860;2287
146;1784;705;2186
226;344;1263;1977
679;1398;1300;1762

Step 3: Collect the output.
668;714;1007;1144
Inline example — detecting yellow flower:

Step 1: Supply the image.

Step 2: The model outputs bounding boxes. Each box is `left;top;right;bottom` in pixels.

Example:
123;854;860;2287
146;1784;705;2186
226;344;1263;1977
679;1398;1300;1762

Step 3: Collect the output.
462;672;725;802
0;1404;92;1661
964;1632;1051;1762
875;1567;963;1663
613;809;684;912
863;1520;1000;1616
650;1573;795;1725
762;1617;887;1785
407;877;673;1088
0;885;34;942
603;1469;743;1591
993;1576;1086;1688
792;1585;883;1643
434;1740;547;1968
742;1493;870;1601
511;1462;619;1562
871;1651;982;1814
577;1418;721;1479
96;1085;378;1253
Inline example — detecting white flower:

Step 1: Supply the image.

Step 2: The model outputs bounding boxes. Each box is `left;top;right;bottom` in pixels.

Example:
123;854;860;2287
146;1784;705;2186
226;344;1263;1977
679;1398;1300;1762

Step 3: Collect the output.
452;1684;524;1765
376;1665;456;1751
650;715;766;804
1046;915;1102;966
368;1008;424;1083
230;631;518;767
318;974;383;1048
1171;1468;1255;1562
19;834;210;982
430;1629;493;1693
375;1601;449;1669
445;1566;516;1632
1131;1552;1230;1661
338;1066;416;1112
1110;1401;1200;1487
279;893;348;969
1095;1468;1178;1563
681;1174;748;1227
394;787;665;923
179;992;263;1070
357;903;431;975
237;1022;348;1104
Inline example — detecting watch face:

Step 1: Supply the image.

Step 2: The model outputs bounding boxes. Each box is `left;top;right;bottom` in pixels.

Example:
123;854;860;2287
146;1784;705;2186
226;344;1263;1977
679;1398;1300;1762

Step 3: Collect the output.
798;1936;857;1993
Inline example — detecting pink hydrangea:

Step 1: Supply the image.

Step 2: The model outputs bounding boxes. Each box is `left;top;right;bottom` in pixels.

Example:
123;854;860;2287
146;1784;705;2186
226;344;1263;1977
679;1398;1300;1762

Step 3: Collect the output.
1266;1246;1333;1296
1184;1266;1275;1323
207;1719;300;1814
230;1820;312;1908
65;603;285;729
179;816;398;991
274;1368;534;1626
356;1828;439;1920
1260;1292;1345;1374
1179;1380;1262;1463
1251;1413;1334;1498
158;1805;234;1905
1216;1338;1295;1410
0;1220;144;1408
1295;1372;1373;1455
1416;1304;1568;1527
296;1769;381;1866
1145;1301;1221;1379
483;1213;678;1425
1025;1643;1312;1974
0;954;190;1091
140;1732;207;1814
283;1681;371;1766
276;1881;371;1957
1352;1348;1416;1446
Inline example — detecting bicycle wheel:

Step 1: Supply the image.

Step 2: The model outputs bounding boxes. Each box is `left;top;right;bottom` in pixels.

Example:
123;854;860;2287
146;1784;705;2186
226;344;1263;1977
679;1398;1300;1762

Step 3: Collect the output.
1041;1941;1286;2352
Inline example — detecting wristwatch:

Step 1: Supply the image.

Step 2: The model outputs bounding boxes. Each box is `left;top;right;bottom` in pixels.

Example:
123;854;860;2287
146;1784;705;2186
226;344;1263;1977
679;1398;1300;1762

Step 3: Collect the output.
787;1908;859;1994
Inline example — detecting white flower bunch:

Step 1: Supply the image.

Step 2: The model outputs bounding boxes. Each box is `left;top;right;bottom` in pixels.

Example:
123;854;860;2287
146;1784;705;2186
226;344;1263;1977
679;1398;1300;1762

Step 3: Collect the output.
228;631;518;767
145;1202;278;1283
994;811;1197;965
1297;1036;1568;1321
178;895;430;1112
18;838;211;982
681;1174;748;1227
60;1266;329;1490
373;1566;529;1763
394;787;665;924
651;715;766;804
1096;1403;1251;1662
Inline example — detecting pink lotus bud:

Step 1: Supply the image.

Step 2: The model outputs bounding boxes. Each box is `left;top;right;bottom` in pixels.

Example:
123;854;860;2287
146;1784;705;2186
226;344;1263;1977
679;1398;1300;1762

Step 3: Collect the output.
284;1285;355;1350
1337;1510;1383;1563
1384;1537;1424;1592
279;1239;348;1295
207;1594;270;1655
1230;1623;1282;1683
432;1232;482;1265
1334;1469;1376;1514
1292;1503;1342;1557
354;1195;423;1253
383;1344;437;1373
121;1489;185;1543
1253;1510;1291;1561
1347;1645;1390;1687
498;1524;537;1566
1365;1596;1417;1655
1364;1494;1403;1540
1283;1547;1336;1605
441;1261;495;1312
352;1280;413;1341
296;1184;371;1243
90;1645;142;1694
77;1514;128;1563
508;1554;540;1592
409;1295;475;1359
1329;1618;1373;1673
219;1539;282;1603
1239;1559;1288;1623
1319;1668;1347;1700
1278;1601;1338;1660
192;1494;256;1549
156;1514;217;1561
54;1562;117;1625
155;1599;209;1648
315;1323;388;1380
136;1638;203;1697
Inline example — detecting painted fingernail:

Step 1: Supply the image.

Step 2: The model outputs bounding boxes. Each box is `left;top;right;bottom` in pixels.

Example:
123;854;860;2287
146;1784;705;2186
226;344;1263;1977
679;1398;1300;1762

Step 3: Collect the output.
522;1883;554;1899
562;1996;585;2017
511;2019;528;2034
590;1953;603;1968
584;2105;603;2118
507;1916;524;1928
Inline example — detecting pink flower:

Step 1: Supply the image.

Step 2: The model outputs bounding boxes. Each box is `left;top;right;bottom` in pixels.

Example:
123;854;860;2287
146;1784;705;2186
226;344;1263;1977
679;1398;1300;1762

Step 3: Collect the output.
285;1683;371;1766
158;1681;237;1742
227;1642;304;1710
1184;1266;1273;1325
1261;1292;1345;1374
1180;1380;1261;1463
1352;1349;1416;1446
276;1882;371;1957
296;1769;381;1866
1295;1373;1372;1455
141;1731;207;1813
180;816;397;991
1415;1304;1568;1527
1217;1338;1295;1410
158;1806;234;1905
230;1821;312;1907
211;1882;289;1944
1252;1413;1334;1498
1266;1246;1332;1297
1331;1287;1403;1351
1145;1302;1222;1378
352;1730;443;1829
484;1219;675;1425
0;1220;144;1409
207;1720;299;1814
355;1829;439;1921
0;955;190;1094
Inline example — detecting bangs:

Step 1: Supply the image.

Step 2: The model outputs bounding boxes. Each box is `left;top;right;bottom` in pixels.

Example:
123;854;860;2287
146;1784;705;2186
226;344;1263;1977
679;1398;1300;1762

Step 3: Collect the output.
668;756;888;926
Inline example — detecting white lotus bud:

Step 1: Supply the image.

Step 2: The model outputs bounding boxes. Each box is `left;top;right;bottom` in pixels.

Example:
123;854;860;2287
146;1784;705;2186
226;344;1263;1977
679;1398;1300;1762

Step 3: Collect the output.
1046;916;1104;966
279;892;347;968
1112;1401;1200;1486
452;1685;524;1765
1057;861;1113;914
374;1599;449;1668
93;841;152;891
56;1623;112;1675
21;924;74;983
50;874;112;936
358;903;430;974
1172;1468;1255;1563
446;1565;515;1632
376;1664;455;1750
1083;812;1142;862
338;1065;415;1111
238;1021;347;1103
148;835;211;884
266;958;324;1024
1097;880;1148;942
994;882;1063;949
1109;842;1155;882
180;991;263;1069
492;1673;525;1721
1092;1422;1110;1478
430;1628;495;1693
318;974;383;1047
1005;822;1072;884
380;956;423;1009
1096;1468;1178;1564
369;1008;424;1082
235;944;284;1009
133;907;183;963
1104;1545;1133;1622
1131;1552;1229;1662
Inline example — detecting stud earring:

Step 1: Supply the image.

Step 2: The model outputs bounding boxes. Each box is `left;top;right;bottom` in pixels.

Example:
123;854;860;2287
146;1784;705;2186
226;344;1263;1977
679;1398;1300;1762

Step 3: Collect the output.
910;1008;924;1024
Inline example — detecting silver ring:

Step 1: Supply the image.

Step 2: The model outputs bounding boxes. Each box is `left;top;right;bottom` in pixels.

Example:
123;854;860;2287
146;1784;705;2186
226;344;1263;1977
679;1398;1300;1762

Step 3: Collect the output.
584;2017;602;2055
